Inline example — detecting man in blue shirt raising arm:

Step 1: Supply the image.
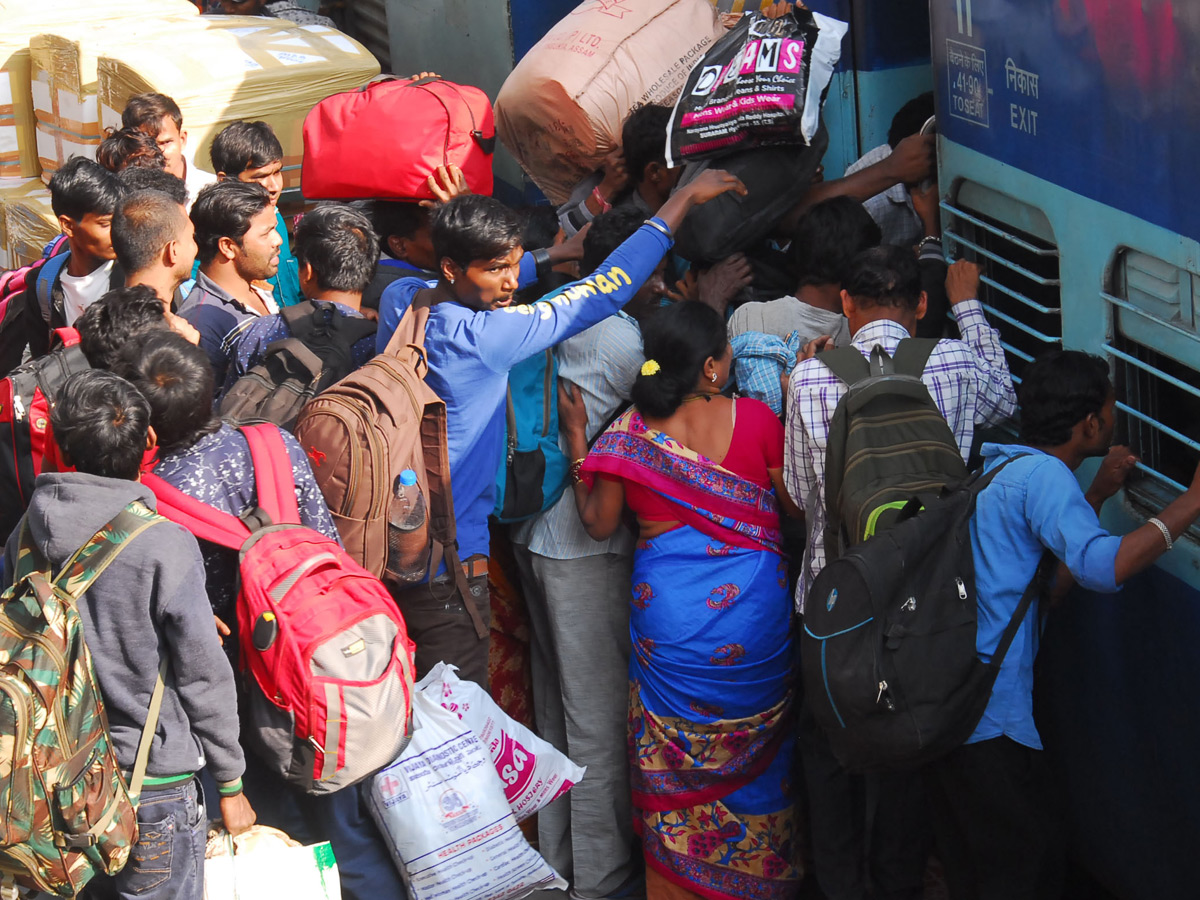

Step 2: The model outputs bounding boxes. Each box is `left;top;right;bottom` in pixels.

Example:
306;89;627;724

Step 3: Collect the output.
929;349;1200;900
375;169;746;686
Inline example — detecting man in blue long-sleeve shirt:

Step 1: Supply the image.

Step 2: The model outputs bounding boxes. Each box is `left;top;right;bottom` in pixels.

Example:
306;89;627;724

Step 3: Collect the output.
929;350;1200;900
375;170;745;685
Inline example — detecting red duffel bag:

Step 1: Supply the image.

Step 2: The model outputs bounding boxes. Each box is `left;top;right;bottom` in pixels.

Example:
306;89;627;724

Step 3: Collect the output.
301;75;496;201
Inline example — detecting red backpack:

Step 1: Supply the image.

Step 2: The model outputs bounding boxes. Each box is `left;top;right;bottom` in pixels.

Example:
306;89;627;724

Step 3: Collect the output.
301;75;495;200
142;424;415;795
0;327;85;545
0;235;70;375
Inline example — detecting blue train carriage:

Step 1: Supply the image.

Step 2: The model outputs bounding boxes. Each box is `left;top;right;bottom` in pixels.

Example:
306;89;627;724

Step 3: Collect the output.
929;1;1200;896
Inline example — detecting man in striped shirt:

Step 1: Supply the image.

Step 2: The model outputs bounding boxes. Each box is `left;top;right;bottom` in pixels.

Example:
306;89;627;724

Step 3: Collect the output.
783;246;1016;900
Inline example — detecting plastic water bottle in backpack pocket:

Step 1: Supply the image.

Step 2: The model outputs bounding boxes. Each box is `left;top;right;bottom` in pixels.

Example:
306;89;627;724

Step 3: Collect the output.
386;468;427;583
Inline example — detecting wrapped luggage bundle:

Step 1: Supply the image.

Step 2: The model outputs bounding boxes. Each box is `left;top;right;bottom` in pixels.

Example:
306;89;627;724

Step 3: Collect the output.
0;177;58;270
0;0;197;178
30;14;249;179
495;0;725;204
96;20;380;200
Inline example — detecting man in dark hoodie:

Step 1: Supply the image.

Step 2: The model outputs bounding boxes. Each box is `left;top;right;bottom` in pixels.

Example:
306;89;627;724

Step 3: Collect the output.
2;369;254;900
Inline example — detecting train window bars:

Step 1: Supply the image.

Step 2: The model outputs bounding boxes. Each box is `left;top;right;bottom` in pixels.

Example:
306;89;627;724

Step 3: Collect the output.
942;182;1063;436
1104;250;1200;527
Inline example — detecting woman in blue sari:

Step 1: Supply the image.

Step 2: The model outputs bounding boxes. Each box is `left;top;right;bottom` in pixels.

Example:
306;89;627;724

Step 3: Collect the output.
559;302;803;900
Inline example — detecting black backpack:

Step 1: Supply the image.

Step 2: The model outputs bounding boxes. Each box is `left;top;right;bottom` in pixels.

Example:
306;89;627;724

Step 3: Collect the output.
800;457;1054;771
820;338;968;558
219;302;376;431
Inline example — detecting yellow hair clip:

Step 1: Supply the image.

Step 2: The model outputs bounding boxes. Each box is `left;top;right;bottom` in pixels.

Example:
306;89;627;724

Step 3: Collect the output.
640;359;661;376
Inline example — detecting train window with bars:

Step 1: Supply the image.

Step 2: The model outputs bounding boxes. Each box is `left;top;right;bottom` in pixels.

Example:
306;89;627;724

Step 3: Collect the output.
1103;250;1200;518
940;182;1062;410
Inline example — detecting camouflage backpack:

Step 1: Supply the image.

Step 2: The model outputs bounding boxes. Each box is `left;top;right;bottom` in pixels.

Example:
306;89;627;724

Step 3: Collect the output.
0;502;167;898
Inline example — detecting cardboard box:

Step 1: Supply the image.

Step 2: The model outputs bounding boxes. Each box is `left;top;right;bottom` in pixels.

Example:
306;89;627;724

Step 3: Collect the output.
0;176;57;270
0;0;197;178
97;19;380;200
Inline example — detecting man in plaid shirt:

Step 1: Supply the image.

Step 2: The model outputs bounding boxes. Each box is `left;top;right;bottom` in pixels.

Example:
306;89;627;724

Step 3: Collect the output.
784;245;1017;900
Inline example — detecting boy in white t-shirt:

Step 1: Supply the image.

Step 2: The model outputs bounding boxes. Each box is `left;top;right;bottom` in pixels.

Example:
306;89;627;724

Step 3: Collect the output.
0;157;126;371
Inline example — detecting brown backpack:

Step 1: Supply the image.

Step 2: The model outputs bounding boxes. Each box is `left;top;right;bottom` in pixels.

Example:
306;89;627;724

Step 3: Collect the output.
292;302;477;621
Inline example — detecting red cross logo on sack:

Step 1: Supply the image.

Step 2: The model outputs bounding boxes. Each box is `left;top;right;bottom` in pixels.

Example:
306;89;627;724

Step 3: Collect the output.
573;0;632;18
307;446;327;468
380;774;404;798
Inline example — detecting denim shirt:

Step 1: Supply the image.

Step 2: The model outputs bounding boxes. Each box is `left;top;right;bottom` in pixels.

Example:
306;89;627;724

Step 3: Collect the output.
969;443;1122;749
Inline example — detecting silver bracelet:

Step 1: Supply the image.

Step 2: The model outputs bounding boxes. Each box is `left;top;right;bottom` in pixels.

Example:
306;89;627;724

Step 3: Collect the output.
643;218;673;240
1148;516;1173;551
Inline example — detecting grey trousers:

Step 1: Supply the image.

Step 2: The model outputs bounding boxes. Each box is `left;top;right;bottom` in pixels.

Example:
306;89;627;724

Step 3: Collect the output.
512;545;639;900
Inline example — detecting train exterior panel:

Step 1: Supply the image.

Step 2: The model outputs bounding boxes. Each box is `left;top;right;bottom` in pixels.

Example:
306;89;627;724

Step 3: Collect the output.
930;2;1200;896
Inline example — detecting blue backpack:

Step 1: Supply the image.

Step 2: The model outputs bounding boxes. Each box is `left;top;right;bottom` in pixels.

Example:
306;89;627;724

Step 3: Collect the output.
493;349;570;523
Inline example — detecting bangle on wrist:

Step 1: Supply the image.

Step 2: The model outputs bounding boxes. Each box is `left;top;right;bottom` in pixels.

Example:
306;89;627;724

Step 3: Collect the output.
643;217;672;240
569;457;587;486
591;186;612;213
1148;516;1173;551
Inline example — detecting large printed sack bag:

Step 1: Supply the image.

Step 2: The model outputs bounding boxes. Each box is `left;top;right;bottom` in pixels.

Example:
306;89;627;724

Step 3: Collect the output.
493;350;570;523
495;0;725;204
665;7;847;166
0;503;167;896
672;130;827;261
302;75;495;201
367;691;567;900
420;663;585;822
142;423;415;795
204;827;341;900
0;324;86;545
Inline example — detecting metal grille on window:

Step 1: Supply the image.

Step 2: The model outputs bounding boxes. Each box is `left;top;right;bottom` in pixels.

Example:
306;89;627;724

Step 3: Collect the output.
941;185;1062;409
1103;251;1200;521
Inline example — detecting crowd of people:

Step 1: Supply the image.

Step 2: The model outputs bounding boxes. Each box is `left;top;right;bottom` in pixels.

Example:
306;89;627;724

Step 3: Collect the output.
1;38;1197;900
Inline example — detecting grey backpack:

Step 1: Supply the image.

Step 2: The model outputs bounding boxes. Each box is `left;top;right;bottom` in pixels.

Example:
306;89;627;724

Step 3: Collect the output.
820;339;967;557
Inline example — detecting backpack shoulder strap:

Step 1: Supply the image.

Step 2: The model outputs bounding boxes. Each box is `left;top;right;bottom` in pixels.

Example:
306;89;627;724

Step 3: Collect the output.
51;504;163;598
891;338;939;379
141;473;251;550
35;252;71;325
341;313;378;345
281;300;319;339
817;346;872;387
989;549;1056;674
43;234;69;260
240;423;301;525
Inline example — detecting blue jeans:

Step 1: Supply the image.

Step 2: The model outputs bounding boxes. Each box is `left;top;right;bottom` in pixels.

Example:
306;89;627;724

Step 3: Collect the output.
87;778;205;900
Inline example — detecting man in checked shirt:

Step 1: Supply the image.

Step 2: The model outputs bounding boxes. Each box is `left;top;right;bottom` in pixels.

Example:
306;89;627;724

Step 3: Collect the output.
784;245;1017;900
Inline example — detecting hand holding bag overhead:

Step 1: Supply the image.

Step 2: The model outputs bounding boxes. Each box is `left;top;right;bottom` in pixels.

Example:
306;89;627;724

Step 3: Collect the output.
301;75;495;201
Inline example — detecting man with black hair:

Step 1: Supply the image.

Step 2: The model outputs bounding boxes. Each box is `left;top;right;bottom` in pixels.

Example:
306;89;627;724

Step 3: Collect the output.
121;91;216;208
114;189;199;323
221;204;380;396
784;248;1016;900
557;105;677;237
360;199;436;309
375;172;745;687
119;165;189;206
509;205;667;900
0;157;127;367
927;350;1200;899
2;368;255;900
75;284;173;370
96;126;168;174
178;180;281;387
210;120;303;307
844;91;935;248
